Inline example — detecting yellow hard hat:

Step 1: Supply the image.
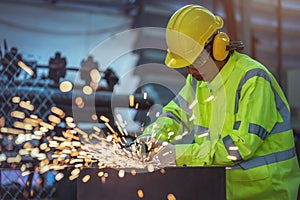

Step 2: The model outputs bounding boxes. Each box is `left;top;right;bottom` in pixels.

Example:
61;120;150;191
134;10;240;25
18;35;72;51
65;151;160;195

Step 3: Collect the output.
165;4;224;68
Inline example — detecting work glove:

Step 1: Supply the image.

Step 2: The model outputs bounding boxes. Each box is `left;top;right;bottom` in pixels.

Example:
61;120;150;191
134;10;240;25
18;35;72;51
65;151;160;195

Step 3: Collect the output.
127;134;154;153
130;135;176;168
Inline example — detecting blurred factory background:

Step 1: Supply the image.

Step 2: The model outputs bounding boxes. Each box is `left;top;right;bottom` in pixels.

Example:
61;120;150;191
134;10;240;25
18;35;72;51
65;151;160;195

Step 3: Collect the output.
0;0;299;199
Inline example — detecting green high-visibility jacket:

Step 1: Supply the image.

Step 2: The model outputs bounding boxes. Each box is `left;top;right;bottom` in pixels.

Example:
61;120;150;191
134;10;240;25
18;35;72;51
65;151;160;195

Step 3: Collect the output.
143;51;300;199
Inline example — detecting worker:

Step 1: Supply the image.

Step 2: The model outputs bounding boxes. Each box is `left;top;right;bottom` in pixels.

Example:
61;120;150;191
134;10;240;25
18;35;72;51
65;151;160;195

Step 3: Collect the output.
139;4;300;200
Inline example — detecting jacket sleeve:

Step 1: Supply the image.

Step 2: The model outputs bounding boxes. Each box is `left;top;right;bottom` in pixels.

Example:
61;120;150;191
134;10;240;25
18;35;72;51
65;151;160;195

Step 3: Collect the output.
175;72;280;166
142;75;195;142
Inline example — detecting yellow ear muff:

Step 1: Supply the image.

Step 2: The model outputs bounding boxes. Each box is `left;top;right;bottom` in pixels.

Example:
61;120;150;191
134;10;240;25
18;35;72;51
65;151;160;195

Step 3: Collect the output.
212;32;230;61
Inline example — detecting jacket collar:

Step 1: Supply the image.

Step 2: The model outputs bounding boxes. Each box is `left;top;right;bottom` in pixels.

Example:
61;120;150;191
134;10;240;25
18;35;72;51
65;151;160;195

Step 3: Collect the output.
207;51;238;93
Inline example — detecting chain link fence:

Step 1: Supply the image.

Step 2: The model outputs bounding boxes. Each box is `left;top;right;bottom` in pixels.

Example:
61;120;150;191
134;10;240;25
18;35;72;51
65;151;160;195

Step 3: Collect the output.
0;47;59;200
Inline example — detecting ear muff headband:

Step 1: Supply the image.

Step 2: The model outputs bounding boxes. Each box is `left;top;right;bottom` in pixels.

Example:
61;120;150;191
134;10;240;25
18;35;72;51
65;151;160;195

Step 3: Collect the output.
227;41;244;51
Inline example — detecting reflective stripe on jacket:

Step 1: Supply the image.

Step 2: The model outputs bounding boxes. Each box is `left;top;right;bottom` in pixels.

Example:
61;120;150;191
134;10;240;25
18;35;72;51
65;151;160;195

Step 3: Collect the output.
143;51;300;199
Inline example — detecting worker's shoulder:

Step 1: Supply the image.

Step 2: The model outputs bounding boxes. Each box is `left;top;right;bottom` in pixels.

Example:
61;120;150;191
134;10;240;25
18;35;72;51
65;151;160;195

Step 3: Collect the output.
233;51;268;73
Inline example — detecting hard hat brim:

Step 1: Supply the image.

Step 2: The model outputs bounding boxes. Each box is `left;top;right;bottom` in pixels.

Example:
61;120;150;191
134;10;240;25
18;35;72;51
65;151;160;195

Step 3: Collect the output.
165;50;194;69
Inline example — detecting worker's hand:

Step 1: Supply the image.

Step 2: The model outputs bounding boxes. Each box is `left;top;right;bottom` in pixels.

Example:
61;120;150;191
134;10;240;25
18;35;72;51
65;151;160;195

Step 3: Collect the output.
149;141;176;168
128;135;176;168
128;134;156;153
138;134;157;147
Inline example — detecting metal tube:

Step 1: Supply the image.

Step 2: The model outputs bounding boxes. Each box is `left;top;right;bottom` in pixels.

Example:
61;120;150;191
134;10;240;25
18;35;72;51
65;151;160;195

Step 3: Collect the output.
277;0;283;89
222;0;237;41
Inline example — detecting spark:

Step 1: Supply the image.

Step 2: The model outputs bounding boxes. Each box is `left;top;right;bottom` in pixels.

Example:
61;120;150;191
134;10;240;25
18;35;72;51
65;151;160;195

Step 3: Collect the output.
129;95;134;107
17;61;34;76
137;189;144;198
11;111;25;119
65;117;74;123
160;168;166;174
22;171;31;176
40;127;48;133
12;96;20;103
90;133;103;141
91;114;98;121
14;121;33;130
105;123;116;134
118;169;125;178
67;122;76;128
90;82;98;90
100;115;110;123
1;97;172;193
59;81;73;93
98;171;104;177
48;114;61;124
55;173;64;181
174;135;182;140
7;155;22;163
19;101;34;111
1;127;25;134
30;114;38;119
83;85;93;95
162;141;169;146
162;151;170;157
40;143;48;150
147;164;154;173
167;193;176;200
53;136;66;142
75;97;84;107
168;132;174;137
116;122;125;136
40;121;54;130
51;106;65;118
69;174;79;181
0;154;6;161
116;114;123;124
40;165;50;174
101;176;106;183
90;69;101;83
82;175;91;183
24;118;41;127
131;169;136;176
155;112;160;118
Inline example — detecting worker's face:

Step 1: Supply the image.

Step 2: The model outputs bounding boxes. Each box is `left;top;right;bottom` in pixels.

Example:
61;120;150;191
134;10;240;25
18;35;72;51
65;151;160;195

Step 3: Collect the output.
187;65;204;81
187;49;218;82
